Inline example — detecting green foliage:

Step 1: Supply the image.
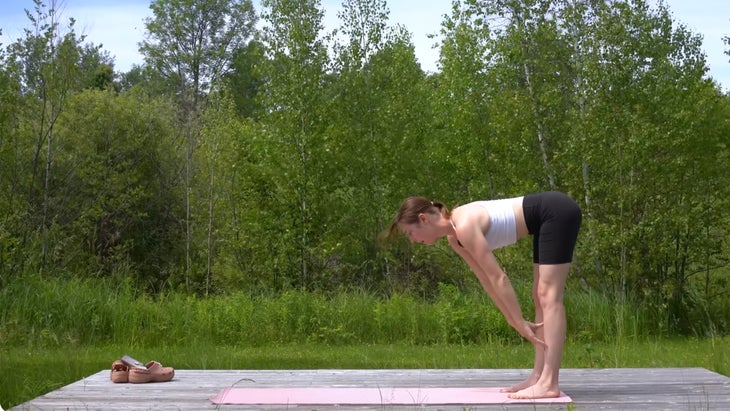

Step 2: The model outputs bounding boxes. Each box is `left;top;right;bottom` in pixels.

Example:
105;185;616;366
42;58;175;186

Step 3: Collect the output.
140;0;258;95
326;4;437;293
0;275;679;348
1;3;729;410
225;40;265;118
51;89;182;286
255;0;333;289
431;0;730;335
0;48;23;286
0;0;728;335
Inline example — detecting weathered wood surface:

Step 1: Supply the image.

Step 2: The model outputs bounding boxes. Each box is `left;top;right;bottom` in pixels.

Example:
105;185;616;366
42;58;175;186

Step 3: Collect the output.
10;367;730;410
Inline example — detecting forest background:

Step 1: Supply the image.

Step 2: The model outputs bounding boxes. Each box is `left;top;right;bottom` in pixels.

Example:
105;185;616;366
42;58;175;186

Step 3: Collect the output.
0;0;729;352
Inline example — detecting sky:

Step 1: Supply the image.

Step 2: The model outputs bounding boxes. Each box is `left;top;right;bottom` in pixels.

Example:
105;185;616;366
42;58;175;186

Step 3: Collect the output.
0;0;728;90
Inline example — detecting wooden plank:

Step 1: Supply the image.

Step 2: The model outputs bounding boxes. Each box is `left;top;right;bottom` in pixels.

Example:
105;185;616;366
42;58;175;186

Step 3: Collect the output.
10;368;730;410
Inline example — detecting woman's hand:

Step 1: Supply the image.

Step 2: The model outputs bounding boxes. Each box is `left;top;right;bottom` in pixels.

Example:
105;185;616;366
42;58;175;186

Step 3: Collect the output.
517;320;546;347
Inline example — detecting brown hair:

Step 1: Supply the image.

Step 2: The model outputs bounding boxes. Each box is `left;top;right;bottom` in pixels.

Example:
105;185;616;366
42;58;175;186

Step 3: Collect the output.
384;196;451;240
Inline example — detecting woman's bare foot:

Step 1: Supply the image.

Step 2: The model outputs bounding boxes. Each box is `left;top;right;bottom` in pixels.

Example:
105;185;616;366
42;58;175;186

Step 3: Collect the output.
500;374;539;393
507;383;560;399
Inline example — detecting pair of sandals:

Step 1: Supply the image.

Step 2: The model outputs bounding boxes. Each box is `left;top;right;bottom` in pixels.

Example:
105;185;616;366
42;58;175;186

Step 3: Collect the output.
111;355;175;383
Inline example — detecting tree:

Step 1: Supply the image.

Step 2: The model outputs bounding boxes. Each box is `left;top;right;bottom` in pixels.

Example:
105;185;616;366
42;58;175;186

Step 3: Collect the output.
225;39;266;118
431;0;730;335
77;43;116;91
327;0;398;289
139;0;258;290
140;0;257;97
51;88;182;288
435;1;501;198
547;0;728;333
258;0;330;289
7;0;85;271
196;90;258;294
0;30;24;284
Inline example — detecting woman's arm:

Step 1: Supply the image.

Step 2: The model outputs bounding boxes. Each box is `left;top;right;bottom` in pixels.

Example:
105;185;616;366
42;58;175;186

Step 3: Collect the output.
449;218;545;346
447;236;516;323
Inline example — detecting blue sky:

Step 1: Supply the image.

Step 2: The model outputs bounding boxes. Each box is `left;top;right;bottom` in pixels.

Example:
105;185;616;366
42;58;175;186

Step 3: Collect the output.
0;0;150;73
0;0;728;90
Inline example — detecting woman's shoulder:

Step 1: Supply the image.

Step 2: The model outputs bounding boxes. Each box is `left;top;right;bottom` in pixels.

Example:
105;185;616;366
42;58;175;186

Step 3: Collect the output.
452;202;489;226
454;200;490;214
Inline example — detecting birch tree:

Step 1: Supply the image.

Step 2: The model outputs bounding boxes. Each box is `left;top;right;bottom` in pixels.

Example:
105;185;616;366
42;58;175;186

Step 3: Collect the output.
140;0;257;290
259;0;329;288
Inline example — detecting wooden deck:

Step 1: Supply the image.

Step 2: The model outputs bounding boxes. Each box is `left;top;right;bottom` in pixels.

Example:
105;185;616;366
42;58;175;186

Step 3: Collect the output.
10;367;730;410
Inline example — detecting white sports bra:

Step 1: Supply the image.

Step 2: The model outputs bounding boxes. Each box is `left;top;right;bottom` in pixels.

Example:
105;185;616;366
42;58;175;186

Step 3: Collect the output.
473;197;522;250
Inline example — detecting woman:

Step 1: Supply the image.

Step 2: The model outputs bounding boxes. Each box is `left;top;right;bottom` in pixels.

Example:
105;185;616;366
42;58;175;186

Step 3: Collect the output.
388;191;581;399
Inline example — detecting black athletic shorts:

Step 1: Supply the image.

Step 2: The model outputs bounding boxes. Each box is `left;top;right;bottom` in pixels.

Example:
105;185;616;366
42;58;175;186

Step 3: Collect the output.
522;191;582;264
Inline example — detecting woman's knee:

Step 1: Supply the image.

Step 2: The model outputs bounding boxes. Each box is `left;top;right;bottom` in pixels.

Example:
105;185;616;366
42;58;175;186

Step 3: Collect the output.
535;275;568;307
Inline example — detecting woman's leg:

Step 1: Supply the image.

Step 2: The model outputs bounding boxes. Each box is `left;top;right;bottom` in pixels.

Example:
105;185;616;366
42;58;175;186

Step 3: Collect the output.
507;191;580;398
509;262;570;399
501;263;544;393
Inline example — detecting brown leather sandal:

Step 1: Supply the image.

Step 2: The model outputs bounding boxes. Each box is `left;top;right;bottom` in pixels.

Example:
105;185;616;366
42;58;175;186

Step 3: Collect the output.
110;360;129;383
128;361;174;383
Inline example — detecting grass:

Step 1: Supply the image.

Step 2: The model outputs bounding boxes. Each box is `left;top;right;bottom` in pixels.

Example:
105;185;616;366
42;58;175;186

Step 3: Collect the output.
0;275;667;348
1;337;728;409
1;274;728;408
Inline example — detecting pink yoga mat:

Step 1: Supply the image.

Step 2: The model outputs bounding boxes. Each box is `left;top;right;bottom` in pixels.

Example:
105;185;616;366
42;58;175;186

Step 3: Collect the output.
210;387;572;405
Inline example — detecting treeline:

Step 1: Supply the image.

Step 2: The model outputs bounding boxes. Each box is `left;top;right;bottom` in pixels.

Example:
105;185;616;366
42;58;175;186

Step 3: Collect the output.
0;0;728;335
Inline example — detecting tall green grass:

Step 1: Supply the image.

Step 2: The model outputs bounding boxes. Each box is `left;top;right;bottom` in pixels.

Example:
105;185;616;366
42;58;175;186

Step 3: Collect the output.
0;275;656;348
0;276;509;347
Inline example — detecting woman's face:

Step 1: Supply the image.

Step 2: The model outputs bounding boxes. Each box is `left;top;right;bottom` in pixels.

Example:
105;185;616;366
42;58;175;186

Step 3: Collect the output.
399;215;438;245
